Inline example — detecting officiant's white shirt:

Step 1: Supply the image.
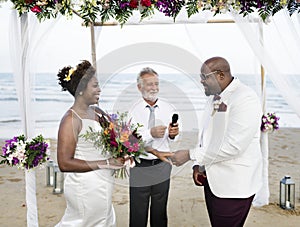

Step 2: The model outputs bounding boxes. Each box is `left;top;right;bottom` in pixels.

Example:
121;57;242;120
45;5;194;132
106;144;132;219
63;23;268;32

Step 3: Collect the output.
129;98;177;160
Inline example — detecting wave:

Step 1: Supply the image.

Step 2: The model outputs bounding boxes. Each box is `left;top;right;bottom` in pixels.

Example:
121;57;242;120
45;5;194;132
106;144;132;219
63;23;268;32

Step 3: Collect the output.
0;119;60;123
35;98;72;102
0;119;20;123
0;97;18;101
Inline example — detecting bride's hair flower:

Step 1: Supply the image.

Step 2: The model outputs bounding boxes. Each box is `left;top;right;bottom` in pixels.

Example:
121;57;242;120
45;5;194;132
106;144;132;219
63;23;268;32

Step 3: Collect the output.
261;112;280;132
64;67;76;82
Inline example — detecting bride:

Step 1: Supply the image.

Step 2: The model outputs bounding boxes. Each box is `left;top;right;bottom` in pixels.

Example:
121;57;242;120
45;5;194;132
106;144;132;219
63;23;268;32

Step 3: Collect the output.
55;60;124;227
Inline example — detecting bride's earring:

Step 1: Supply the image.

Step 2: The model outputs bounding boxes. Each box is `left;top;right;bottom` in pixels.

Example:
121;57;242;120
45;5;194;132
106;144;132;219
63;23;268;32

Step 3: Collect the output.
79;91;83;96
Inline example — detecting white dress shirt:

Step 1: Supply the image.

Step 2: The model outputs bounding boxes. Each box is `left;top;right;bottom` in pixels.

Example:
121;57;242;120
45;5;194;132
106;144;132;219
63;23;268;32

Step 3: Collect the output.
129;98;177;160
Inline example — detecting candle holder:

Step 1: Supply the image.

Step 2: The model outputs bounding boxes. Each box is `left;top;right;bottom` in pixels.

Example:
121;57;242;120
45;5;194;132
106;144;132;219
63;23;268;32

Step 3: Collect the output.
46;160;54;187
53;163;64;194
279;175;295;210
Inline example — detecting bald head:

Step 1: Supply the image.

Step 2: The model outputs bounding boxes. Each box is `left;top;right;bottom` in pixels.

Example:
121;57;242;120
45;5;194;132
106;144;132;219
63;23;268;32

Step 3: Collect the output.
201;57;231;75
200;57;234;95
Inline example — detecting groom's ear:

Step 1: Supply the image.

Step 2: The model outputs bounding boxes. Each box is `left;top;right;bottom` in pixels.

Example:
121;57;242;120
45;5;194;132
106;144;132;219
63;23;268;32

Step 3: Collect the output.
219;72;225;79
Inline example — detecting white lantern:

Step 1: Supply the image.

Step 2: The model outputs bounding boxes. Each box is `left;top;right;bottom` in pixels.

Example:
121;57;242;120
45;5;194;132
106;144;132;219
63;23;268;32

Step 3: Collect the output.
46;160;54;187
279;175;295;210
53;164;64;194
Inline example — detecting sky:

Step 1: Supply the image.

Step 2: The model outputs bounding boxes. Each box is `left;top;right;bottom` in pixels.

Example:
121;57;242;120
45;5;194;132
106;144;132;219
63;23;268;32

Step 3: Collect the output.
0;1;264;75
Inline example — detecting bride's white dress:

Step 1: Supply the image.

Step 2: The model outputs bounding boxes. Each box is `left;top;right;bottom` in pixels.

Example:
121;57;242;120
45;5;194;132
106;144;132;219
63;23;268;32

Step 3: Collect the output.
55;110;116;227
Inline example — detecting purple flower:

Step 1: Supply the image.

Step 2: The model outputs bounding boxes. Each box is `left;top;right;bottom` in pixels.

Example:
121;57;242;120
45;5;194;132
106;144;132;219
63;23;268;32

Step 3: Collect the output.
261;112;279;132
120;1;130;9
156;0;185;18
110;113;118;121
12;157;19;165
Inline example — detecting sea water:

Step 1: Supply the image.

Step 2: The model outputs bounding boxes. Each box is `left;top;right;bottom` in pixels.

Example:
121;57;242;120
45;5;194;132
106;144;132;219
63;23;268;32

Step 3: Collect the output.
0;73;299;139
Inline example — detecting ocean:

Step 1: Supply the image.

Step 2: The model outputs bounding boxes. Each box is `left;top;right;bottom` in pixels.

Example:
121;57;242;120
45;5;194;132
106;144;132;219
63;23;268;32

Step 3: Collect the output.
0;73;299;139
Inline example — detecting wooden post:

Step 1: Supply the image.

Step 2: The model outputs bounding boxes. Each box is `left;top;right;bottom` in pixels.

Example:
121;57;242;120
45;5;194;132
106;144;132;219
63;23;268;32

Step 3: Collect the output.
259;20;266;113
90;22;97;69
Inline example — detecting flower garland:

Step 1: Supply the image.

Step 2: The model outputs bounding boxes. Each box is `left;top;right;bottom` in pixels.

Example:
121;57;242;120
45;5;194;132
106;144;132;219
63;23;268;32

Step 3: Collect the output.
4;0;300;26
1;134;50;170
261;112;280;133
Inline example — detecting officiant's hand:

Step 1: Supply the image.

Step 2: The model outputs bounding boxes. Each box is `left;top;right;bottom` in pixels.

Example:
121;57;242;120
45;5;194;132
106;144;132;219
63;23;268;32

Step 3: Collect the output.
145;147;173;164
168;123;179;139
192;165;207;186
150;125;167;138
153;150;173;164
170;150;190;166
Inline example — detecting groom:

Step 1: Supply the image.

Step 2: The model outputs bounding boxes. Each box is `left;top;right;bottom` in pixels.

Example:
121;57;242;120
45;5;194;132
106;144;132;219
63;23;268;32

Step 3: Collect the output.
171;57;263;227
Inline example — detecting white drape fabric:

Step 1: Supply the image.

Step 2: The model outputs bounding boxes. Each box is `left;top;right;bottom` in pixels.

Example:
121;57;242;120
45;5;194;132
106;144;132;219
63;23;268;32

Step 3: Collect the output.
9;11;59;227
232;8;300;207
232;9;300;118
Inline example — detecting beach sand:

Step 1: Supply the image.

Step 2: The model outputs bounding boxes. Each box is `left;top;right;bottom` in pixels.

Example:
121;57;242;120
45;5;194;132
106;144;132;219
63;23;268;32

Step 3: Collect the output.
0;128;300;227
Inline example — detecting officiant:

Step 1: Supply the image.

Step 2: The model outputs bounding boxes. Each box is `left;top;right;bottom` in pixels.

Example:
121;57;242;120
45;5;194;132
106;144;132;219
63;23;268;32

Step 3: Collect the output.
128;67;179;227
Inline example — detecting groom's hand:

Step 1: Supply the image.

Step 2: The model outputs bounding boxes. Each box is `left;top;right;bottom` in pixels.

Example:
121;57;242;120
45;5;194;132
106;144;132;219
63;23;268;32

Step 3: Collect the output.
170;150;190;166
193;165;207;186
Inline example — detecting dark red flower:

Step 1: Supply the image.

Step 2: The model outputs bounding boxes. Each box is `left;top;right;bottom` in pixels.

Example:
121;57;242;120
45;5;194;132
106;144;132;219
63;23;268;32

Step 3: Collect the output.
141;0;151;7
25;0;35;4
110;129;118;147
218;102;227;112
31;5;42;13
110;140;118;147
129;0;138;8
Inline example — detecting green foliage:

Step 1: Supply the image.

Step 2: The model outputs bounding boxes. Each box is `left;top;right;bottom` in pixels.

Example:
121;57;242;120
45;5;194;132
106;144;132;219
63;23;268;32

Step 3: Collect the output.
186;0;199;18
3;0;300;25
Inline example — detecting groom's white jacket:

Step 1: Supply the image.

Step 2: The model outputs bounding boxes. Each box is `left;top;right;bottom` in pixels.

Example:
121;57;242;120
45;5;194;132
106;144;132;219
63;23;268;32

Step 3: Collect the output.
190;78;263;198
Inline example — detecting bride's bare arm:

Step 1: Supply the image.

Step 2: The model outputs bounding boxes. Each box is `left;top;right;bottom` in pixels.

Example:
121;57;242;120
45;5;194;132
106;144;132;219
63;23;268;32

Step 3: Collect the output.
57;110;124;172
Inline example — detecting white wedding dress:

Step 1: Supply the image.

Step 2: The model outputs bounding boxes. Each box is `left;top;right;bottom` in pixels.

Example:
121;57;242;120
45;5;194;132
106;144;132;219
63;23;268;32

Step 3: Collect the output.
55;109;116;227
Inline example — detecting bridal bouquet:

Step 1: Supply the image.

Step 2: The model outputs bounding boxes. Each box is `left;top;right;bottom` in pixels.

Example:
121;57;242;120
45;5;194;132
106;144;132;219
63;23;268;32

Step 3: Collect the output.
1;134;50;170
81;111;145;178
261;112;280;132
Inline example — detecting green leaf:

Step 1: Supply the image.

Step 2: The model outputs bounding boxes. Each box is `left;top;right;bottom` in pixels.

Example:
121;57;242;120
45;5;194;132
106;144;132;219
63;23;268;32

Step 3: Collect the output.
186;0;199;18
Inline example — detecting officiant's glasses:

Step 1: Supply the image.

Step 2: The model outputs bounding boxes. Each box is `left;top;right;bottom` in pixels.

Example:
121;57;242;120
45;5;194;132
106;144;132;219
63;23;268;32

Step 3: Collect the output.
200;70;222;80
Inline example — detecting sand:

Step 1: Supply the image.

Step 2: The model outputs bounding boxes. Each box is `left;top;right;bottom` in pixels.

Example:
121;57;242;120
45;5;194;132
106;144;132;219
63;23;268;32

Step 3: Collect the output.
0;128;300;227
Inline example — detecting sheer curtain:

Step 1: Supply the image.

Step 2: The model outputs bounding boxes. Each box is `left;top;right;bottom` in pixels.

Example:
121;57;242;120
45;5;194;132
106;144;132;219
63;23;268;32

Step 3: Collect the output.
232;8;300;207
9;11;59;227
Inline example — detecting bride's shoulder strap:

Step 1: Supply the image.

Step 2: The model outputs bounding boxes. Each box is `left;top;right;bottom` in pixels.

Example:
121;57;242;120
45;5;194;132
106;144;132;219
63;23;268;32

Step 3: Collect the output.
70;108;82;120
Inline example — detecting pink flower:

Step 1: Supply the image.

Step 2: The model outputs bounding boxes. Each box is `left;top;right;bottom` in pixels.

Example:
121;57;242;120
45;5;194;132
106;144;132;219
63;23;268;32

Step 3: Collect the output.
31;5;42;13
123;141;131;148
132;143;139;152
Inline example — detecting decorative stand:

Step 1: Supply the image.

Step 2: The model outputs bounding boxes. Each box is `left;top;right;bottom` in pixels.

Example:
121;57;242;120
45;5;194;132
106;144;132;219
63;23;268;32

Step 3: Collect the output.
53;164;64;194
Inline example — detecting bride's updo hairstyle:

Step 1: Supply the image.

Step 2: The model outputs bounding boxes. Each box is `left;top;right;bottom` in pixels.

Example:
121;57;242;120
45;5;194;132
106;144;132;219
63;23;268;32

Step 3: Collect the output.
57;60;96;97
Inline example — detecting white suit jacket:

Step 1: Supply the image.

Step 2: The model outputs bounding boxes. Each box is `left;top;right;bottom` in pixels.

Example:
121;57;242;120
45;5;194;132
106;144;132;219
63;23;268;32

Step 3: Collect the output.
190;78;263;198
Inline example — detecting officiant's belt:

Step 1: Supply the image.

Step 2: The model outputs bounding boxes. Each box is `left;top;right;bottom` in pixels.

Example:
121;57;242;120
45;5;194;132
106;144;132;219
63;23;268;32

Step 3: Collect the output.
138;158;162;166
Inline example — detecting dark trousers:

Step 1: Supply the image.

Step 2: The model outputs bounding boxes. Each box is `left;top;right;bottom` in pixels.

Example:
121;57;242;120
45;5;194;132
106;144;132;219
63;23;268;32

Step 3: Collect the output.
204;182;254;227
129;159;171;227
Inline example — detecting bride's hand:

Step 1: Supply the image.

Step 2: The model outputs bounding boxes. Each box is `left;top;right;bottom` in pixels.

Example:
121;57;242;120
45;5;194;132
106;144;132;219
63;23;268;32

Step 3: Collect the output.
107;157;125;170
